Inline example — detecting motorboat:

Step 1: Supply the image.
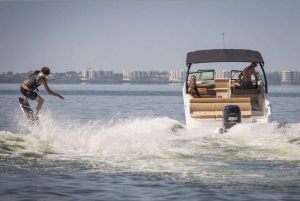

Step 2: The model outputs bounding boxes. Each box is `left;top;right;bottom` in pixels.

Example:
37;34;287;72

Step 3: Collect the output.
182;49;272;133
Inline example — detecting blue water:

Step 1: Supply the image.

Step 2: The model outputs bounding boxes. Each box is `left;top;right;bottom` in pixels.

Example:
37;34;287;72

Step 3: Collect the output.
1;84;300;200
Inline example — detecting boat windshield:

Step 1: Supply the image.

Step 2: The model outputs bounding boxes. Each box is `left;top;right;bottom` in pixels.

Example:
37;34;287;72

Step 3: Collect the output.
188;70;214;82
231;70;241;81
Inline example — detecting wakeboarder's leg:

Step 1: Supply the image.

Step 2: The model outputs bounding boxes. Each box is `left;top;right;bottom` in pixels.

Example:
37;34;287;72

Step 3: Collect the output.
23;97;29;105
34;95;44;119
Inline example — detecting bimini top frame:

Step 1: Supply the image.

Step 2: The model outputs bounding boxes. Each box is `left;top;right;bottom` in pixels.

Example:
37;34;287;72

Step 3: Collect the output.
185;49;268;93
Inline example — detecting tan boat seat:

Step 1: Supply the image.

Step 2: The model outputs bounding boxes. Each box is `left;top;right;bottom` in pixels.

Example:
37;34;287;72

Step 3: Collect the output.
189;97;252;119
231;89;264;111
191;111;216;118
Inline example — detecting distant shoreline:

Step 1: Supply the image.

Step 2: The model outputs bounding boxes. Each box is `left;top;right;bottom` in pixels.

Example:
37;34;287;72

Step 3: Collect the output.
0;80;183;85
0;81;295;86
0;77;296;85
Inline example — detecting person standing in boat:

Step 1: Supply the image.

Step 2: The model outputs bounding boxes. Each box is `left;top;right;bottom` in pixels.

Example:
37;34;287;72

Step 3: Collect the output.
238;62;259;89
20;67;64;120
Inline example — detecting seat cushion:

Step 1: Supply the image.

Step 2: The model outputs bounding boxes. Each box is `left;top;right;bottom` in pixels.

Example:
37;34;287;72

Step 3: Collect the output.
191;111;216;118
241;111;252;118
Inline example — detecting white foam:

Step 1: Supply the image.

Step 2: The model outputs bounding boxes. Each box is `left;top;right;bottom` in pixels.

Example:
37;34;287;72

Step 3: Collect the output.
2;114;300;175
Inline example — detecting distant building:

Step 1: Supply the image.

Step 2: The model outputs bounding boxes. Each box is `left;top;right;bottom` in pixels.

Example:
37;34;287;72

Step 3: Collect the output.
82;68;113;80
215;69;231;78
281;70;300;82
122;69;131;81
132;70;148;79
95;69;113;79
169;69;186;82
122;69;167;81
123;69;146;80
82;68;94;80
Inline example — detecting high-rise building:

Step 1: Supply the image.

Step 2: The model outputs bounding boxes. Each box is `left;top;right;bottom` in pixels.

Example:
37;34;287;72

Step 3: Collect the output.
215;69;231;78
82;68;95;80
169;69;186;82
123;69;131;80
82;68;113;80
123;69;164;80
281;70;299;82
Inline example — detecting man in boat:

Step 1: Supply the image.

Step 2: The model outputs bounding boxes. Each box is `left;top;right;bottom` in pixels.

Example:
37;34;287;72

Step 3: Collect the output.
20;67;64;120
238;62;259;89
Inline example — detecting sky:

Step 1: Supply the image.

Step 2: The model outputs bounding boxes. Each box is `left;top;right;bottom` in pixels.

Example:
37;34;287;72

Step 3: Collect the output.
1;0;300;74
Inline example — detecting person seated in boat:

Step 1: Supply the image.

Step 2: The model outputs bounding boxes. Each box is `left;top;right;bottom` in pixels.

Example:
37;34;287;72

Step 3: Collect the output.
190;75;197;82
188;80;201;97
238;62;259;89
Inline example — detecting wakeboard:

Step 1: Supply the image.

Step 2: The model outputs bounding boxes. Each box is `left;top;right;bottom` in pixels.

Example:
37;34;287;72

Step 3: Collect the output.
18;97;38;122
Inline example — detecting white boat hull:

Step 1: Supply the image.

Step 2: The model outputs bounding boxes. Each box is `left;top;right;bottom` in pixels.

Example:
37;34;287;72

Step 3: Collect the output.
183;82;272;132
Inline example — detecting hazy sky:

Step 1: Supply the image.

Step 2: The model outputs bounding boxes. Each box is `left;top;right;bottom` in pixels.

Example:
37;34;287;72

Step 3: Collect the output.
1;0;300;74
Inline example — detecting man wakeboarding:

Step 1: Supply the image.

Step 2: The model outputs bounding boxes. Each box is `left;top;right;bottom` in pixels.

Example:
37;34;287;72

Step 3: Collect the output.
20;67;64;120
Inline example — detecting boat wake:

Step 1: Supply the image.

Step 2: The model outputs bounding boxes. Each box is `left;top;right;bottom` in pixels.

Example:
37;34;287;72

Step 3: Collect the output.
1;113;300;176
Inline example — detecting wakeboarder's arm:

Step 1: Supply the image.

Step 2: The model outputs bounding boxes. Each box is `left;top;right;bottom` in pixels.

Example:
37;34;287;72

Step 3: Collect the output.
39;78;64;100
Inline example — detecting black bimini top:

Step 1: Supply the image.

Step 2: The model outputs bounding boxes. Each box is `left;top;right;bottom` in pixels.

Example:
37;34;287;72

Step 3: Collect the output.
186;49;264;66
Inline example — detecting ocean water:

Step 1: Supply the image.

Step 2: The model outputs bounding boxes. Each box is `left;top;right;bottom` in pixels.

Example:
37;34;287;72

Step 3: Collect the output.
0;83;300;201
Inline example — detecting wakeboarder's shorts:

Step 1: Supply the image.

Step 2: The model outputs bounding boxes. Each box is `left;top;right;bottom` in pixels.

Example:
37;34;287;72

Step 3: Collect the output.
20;86;37;100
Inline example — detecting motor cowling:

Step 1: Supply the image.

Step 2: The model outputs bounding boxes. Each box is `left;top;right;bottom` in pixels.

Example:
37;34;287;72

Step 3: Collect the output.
222;105;241;131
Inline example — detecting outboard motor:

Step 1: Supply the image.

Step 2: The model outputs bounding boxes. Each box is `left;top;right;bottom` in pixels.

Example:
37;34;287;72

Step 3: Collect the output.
222;105;241;132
